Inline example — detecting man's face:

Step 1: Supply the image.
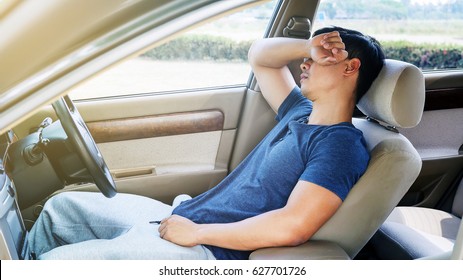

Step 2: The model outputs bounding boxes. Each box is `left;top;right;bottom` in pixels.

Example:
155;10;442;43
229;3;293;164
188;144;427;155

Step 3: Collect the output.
299;58;346;101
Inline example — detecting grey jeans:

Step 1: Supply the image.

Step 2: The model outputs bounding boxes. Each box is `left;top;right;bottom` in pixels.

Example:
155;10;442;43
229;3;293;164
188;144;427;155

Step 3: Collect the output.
28;192;215;260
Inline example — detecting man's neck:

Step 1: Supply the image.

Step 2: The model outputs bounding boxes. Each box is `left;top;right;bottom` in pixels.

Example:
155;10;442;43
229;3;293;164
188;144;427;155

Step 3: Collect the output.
308;97;355;126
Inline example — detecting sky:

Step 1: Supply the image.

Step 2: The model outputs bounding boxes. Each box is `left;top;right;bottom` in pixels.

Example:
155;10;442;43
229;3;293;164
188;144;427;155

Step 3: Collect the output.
411;0;451;4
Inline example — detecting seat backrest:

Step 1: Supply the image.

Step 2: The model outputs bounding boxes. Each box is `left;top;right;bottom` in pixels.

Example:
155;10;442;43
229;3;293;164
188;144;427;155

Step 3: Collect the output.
311;59;425;258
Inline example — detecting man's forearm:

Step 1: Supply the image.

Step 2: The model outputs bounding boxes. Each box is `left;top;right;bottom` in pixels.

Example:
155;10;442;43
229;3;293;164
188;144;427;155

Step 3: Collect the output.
247;37;311;112
160;181;342;252
248;37;310;69
195;208;308;251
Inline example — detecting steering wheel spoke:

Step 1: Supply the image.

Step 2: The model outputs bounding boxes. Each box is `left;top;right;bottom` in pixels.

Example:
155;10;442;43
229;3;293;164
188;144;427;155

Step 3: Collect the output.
52;95;116;198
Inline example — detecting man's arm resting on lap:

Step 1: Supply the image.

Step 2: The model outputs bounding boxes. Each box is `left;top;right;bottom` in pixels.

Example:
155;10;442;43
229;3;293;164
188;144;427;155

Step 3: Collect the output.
159;180;342;251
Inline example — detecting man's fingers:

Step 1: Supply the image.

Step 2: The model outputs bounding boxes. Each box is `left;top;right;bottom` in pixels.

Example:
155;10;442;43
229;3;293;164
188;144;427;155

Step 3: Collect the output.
320;39;345;50
319;56;337;65
322;31;341;41
318;48;348;66
334;49;349;61
158;223;164;234
159;226;166;238
157;217;169;236
323;42;345;51
320;31;345;50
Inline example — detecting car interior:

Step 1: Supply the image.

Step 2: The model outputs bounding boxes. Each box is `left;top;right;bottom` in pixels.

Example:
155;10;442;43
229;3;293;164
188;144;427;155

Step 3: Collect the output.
371;175;463;259
251;59;425;259
1;0;463;260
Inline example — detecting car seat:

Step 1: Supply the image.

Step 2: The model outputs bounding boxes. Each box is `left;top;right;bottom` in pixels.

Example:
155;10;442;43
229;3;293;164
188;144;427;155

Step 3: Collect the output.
250;59;425;259
371;173;463;259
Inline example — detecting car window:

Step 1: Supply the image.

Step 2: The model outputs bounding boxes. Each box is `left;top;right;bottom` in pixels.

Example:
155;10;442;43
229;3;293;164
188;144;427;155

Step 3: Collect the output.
69;0;278;100
313;0;463;71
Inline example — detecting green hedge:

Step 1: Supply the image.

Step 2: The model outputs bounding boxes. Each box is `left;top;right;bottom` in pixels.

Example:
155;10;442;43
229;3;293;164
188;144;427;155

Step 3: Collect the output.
142;35;463;69
142;35;251;62
381;41;463;69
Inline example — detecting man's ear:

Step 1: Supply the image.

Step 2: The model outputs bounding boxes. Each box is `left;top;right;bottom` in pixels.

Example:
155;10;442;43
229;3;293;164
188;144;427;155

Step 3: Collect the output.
344;58;361;76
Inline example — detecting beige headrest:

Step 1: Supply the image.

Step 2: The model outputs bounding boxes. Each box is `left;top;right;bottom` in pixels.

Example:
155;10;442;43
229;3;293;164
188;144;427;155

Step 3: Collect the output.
357;59;425;128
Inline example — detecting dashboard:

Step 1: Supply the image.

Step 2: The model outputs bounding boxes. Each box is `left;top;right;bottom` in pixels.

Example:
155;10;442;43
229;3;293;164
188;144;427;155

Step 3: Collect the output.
0;131;30;260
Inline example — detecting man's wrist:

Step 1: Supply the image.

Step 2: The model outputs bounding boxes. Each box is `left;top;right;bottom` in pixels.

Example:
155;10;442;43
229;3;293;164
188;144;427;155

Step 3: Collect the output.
194;223;210;245
304;39;312;59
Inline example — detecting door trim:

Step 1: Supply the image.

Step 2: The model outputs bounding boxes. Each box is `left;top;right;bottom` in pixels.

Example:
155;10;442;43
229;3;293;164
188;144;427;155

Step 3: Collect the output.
87;110;224;143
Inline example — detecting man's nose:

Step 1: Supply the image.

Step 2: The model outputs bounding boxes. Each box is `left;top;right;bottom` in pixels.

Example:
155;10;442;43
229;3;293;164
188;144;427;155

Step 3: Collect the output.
300;60;311;71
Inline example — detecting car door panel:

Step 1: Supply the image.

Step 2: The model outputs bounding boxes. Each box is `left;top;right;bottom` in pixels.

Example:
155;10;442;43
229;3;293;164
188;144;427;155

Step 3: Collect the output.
77;88;244;200
87;110;225;179
398;73;463;207
17;87;245;229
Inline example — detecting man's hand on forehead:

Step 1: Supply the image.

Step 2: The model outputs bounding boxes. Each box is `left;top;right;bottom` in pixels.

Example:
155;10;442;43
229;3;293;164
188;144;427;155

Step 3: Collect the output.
309;31;348;65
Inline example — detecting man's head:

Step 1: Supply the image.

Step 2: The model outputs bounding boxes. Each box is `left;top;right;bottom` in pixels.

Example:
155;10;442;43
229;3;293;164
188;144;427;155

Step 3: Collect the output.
312;26;385;103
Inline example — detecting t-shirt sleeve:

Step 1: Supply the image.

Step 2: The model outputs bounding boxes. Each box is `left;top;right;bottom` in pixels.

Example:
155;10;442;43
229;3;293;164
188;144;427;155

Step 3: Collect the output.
299;127;370;201
276;86;312;122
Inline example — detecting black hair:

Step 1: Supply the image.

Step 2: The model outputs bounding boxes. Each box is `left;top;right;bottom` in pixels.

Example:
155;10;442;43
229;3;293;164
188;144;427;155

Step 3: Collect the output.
313;26;385;103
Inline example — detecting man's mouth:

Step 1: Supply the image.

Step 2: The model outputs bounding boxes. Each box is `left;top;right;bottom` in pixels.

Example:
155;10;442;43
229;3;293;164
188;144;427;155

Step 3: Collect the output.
300;73;309;82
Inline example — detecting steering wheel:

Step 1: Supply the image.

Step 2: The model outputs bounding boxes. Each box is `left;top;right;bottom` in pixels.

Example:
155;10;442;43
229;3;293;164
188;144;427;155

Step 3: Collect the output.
52;95;116;198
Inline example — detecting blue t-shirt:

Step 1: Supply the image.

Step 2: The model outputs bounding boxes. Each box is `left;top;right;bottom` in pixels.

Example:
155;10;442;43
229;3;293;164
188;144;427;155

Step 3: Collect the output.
172;87;369;260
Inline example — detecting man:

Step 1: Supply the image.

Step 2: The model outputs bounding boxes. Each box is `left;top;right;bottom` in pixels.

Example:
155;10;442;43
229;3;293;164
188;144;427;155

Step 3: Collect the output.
29;26;385;260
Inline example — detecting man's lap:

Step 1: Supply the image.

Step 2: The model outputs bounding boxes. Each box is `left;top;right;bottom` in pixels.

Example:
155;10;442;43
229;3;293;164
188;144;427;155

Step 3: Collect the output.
29;192;215;260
